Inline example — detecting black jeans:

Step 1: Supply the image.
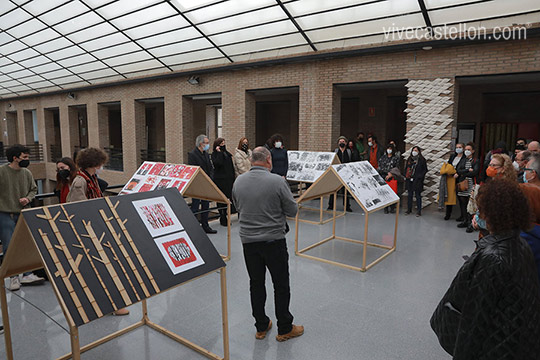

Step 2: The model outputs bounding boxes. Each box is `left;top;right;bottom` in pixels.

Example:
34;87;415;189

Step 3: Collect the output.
406;181;422;213
242;239;293;335
457;195;470;224
327;188;351;209
191;198;209;227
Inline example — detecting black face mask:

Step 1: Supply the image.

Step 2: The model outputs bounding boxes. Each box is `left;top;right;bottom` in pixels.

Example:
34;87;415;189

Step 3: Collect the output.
339;143;346;148
58;169;70;180
358;137;364;141
18;159;30;168
241;144;249;151
221;145;226;152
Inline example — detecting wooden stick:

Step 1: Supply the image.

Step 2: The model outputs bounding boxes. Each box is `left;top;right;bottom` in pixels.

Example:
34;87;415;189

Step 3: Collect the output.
1;277;14;360
82;220;131;307
226;202;231;261
365;248;396;271
69;326;81;360
220;267;230;360
104;240;141;301
393;199;399;249
332;191;337;236
104;197;160;293
298;235;334;254
294;211;300;254
362;212;369;271
296;252;366;272
99;209;149;298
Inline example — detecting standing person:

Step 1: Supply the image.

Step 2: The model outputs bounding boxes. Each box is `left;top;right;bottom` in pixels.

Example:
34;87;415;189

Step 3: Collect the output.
378;143;399;214
524;152;540;186
55;157;77;203
327;136;353;212
367;135;384;169
388;140;401;159
354;132;367;160
528;141;540;153
443;143;465;220
404;146;427;217
67;147;129;316
188;135;217;234
232;147;303;342
211;138;235;227
514;150;530;182
347;140;360;162
0;144;44;291
516;137;527;148
431;179;540;360
269;134;288;177
233;137;252;177
512;144;527;161
456;143;479;229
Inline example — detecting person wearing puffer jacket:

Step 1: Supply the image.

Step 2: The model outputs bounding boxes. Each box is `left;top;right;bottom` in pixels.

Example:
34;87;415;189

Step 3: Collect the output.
233;137;252;178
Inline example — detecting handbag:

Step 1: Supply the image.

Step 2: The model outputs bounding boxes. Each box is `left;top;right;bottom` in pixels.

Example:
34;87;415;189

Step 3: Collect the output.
386;178;398;194
457;179;469;192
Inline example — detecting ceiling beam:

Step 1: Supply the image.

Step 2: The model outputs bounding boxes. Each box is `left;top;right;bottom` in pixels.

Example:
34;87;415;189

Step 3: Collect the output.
276;0;317;52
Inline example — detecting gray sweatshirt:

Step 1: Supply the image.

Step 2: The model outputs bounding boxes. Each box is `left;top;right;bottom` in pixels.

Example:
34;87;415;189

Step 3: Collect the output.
232;166;298;244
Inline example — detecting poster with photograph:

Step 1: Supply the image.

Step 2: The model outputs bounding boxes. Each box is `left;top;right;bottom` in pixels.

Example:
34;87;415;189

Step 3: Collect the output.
149;163;165;175
179;166;197;180
170;164;186;178
133;196;184;237
333;161;399;211
136;162;153;176
287;151;337;183
154;231;205;275
170;179;189;192
125;177;142;191
121;162;200;195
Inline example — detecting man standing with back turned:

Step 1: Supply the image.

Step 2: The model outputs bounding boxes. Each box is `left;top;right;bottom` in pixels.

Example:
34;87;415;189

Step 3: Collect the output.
232;147;304;342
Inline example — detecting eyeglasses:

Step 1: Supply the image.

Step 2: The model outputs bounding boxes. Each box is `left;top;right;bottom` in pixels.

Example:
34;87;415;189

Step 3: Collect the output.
523;168;536;173
489;164;501;168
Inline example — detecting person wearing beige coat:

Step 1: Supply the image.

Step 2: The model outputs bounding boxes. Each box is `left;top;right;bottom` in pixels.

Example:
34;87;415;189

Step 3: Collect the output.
233;137;252;177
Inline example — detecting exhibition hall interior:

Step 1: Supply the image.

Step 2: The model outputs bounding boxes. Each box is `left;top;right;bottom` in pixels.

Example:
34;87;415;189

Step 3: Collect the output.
1;0;540;359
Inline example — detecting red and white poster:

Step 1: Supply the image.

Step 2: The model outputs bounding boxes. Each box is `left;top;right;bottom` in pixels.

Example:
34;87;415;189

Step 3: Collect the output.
121;162;199;195
179;166;197;180
132;196;183;237
154;231;204;275
149;163;165;175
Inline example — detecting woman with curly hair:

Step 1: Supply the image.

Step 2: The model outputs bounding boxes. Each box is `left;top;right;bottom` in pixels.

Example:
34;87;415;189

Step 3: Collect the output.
67;148;129;316
431;178;540;360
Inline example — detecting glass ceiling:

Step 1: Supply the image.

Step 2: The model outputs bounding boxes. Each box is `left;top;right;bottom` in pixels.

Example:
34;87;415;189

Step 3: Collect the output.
0;0;539;98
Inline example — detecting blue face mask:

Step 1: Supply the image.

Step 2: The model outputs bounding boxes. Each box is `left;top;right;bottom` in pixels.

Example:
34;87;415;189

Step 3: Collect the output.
523;171;529;183
203;144;210;151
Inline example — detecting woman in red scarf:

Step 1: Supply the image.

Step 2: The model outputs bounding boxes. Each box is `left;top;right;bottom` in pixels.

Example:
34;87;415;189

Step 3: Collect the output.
67;148;130;316
55;157;77;203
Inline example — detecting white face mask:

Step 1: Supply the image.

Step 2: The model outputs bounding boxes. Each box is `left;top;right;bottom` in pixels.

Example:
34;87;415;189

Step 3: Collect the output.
386;149;392;154
96;166;104;175
513;161;520;171
274;141;282;148
368;142;373;147
455;148;463;154
464;150;472;157
412;151;418;157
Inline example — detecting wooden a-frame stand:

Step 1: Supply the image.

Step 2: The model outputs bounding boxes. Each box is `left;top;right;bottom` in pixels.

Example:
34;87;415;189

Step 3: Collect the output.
0;217;230;360
180;167;232;262
294;167;399;272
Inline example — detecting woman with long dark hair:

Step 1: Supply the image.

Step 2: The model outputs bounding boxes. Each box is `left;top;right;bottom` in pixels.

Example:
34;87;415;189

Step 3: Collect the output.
211;137;235;226
55;157;77;203
233;137;252;177
404;146;427;217
456;142;479;229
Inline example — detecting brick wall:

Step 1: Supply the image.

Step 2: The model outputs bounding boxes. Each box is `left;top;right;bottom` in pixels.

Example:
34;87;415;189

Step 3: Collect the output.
0;37;539;193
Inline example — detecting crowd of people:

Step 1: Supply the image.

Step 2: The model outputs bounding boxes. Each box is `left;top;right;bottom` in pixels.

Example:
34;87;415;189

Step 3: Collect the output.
1;135;540;352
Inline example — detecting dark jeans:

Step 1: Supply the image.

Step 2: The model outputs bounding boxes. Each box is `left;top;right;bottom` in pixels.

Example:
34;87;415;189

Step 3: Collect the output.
242;239;293;335
0;212;19;255
457;195;470;224
406;183;422;213
191;198;209;227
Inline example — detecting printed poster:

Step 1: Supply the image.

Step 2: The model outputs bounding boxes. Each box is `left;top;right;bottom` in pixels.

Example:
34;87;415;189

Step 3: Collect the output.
154;231;205;275
333;161;399;211
287;151;336;183
132;196;184;237
120;161;199;195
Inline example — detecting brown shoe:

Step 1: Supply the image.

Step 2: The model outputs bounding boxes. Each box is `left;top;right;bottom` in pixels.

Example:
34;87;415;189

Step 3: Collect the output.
276;324;304;342
112;308;130;316
255;320;272;339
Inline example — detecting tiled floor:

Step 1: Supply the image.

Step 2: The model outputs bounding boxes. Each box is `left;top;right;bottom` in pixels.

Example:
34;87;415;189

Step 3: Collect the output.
0;200;475;359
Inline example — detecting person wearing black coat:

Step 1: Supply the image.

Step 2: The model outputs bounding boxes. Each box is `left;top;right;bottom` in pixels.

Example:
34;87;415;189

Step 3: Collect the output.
404;146;427;216
188;134;216;234
269;134;288;177
211;137;235;227
455;143;480;229
431;179;540;360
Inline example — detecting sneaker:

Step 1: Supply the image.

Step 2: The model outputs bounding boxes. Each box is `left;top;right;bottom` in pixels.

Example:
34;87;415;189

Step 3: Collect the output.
404;211;411;215
416;212;421;217
276;324;304;342
21;273;45;285
8;276;20;291
255;320;272;340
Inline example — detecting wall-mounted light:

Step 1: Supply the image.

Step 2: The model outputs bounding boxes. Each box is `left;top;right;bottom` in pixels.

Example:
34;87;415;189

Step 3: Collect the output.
67;92;76;99
8;103;12;108
422;46;433;51
187;76;200;85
